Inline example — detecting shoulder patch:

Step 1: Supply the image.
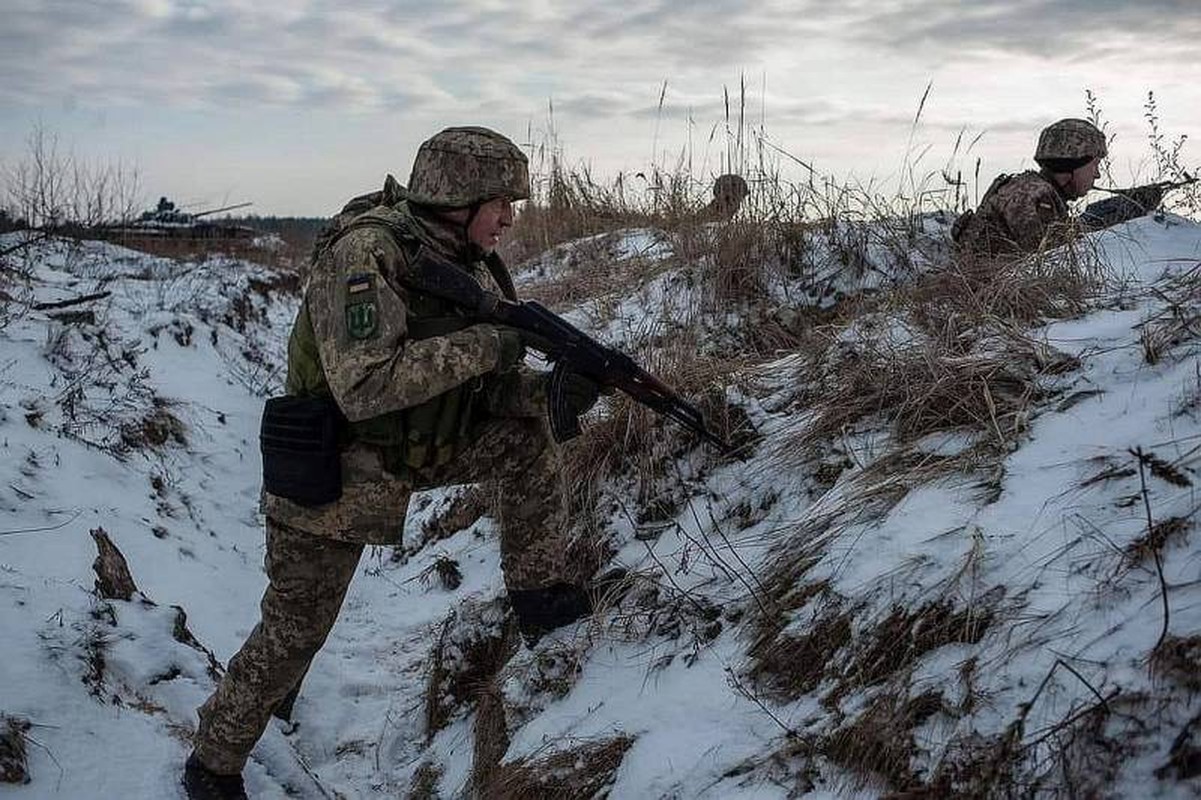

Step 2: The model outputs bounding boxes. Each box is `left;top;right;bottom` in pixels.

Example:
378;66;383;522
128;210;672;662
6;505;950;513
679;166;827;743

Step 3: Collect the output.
345;274;378;340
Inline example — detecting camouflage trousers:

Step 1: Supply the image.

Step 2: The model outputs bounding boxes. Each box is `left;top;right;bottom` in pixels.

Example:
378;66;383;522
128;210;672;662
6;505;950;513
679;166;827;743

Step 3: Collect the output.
192;416;574;774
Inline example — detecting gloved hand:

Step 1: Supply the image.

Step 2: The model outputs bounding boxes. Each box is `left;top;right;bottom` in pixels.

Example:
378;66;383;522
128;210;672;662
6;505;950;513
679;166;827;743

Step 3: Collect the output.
562;371;601;417
493;327;526;373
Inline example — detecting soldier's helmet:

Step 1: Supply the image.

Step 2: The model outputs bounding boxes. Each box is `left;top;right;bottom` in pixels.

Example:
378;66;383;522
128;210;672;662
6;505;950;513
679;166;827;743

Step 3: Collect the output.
713;173;749;203
407;126;530;208
1035;119;1108;163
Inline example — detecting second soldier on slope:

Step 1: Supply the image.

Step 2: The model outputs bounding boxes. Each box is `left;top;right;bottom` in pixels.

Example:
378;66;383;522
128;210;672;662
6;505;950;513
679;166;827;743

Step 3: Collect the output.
953;117;1175;260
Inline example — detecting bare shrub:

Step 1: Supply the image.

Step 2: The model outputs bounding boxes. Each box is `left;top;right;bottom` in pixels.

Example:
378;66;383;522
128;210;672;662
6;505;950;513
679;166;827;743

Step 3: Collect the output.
3;124;141;236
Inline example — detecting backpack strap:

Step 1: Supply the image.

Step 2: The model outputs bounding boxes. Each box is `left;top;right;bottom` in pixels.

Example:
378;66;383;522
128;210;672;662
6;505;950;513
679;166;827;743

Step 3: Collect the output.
484;252;518;302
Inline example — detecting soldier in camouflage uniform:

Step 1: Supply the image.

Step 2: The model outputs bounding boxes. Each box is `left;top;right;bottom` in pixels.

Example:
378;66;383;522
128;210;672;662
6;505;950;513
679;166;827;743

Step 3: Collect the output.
952;118;1177;261
183;127;601;800
952;118;1109;258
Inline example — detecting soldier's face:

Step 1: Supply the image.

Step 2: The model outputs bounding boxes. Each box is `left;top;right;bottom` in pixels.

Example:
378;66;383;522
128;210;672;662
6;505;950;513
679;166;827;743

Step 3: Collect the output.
1071;157;1102;197
467;197;515;252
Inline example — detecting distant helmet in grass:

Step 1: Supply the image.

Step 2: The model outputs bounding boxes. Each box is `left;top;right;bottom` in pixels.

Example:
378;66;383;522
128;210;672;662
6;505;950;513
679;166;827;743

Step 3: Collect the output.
407;126;530;208
713;173;749;203
1035;119;1107;167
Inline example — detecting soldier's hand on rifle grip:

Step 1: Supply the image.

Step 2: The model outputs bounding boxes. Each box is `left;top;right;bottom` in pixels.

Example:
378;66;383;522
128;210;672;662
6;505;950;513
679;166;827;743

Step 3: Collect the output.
493;327;526;373
518;329;558;357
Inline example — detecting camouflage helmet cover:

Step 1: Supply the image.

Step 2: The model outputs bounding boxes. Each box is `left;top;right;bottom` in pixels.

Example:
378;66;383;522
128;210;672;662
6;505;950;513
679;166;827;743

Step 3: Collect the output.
713;173;749;201
1035;118;1108;163
407;126;530;208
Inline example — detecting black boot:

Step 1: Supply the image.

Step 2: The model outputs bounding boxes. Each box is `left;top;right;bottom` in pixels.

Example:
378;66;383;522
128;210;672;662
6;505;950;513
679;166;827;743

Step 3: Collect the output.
183;753;248;800
509;582;592;646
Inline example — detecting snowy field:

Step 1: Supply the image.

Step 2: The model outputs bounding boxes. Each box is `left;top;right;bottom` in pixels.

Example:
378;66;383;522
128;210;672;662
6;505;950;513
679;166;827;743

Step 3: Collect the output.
1;214;1200;798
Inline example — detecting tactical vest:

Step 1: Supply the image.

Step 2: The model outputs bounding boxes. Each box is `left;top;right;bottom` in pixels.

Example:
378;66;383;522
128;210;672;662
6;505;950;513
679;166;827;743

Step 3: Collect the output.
288;185;516;475
951;173;1014;244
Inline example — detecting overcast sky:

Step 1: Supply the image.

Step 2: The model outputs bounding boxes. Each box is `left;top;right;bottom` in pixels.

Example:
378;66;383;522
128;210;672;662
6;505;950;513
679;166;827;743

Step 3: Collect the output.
2;0;1199;217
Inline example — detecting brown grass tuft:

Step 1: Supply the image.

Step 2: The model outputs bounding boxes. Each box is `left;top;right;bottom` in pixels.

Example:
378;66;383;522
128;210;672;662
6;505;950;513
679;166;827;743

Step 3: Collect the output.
747;583;853;703
408;761;443;800
0;715;31;785
829;598;995;707
1125;515;1190;566
480;734;635;800
119;402;187;451
1150;635;1201;693
824;689;946;791
423;600;517;742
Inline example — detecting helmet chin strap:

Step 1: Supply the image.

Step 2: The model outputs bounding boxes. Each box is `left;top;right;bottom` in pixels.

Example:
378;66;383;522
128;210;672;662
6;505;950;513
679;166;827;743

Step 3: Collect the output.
1064;169;1082;199
460;201;483;245
464;202;482;231
461;201;485;257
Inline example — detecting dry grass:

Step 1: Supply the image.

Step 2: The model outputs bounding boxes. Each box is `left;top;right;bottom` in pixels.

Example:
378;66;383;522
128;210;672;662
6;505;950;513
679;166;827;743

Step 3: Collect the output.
119;402;187;451
1150;635;1201;693
1139;263;1201;364
823;689;946;791
501;161;652;267
762;245;1097;518
423;600;517;742
746;582;853;703
470;679;510;797
480;734;635;800
408;761;443;800
0;716;31;785
828;598;995;707
1125;515;1190;566
558;343;754;527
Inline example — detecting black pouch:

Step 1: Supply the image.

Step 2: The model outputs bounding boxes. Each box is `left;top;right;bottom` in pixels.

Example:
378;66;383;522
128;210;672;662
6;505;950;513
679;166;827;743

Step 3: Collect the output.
260;395;344;506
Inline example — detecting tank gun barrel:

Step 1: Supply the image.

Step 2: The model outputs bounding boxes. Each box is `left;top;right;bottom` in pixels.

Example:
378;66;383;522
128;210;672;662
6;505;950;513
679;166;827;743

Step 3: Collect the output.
191;202;253;219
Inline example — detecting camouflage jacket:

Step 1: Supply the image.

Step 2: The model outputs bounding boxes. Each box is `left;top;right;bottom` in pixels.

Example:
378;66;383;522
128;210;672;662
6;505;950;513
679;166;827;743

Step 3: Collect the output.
263;200;546;544
953;170;1074;258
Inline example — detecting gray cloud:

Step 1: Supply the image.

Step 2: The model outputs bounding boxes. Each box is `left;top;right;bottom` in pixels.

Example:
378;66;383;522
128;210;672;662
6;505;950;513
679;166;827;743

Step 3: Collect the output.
6;0;1194;120
836;0;1201;59
3;0;1199;216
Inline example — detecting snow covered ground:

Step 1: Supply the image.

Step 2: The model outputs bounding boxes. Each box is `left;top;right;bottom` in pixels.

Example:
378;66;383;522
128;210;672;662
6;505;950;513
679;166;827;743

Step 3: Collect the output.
1;214;1200;798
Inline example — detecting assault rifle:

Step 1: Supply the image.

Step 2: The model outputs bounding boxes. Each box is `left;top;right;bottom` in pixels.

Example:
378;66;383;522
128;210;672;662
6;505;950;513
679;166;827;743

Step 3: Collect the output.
1097;174;1198;198
401;247;732;453
1083;174;1197;230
